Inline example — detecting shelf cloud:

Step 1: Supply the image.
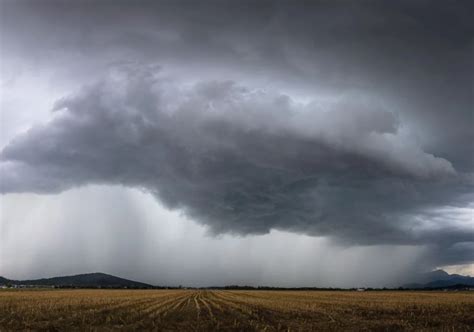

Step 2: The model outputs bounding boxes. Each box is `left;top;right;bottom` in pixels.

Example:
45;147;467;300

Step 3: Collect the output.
1;65;472;266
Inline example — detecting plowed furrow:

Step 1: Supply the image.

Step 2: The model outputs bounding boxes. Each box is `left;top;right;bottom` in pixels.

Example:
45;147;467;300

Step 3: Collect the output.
199;296;214;320
147;292;192;319
211;291;287;330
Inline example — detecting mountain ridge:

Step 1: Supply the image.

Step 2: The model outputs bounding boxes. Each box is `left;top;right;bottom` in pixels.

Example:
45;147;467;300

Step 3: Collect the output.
402;269;474;289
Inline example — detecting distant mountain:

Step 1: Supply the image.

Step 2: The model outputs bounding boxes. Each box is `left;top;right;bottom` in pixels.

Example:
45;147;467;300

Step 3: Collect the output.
0;273;153;289
403;269;474;289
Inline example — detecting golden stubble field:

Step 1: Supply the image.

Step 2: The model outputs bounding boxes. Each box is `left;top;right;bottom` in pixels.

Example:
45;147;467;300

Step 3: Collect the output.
0;289;473;331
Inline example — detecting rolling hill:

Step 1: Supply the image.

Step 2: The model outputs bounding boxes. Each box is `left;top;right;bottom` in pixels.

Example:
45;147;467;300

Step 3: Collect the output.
0;273;153;288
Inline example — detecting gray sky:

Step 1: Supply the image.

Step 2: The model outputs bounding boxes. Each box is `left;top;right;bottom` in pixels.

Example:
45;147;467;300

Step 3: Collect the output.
0;0;473;287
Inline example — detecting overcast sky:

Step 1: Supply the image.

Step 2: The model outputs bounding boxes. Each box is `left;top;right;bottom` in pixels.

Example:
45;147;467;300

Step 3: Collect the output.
0;0;473;287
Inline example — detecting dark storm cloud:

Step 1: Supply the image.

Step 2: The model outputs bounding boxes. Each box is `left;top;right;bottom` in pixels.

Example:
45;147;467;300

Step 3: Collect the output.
1;0;473;267
2;0;472;167
1;65;472;266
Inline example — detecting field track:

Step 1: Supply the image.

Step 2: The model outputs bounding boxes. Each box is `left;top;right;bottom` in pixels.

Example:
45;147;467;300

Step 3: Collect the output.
1;289;473;331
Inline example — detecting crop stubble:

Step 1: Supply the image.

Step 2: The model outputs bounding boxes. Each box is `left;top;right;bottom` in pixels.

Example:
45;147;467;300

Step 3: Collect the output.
1;289;473;331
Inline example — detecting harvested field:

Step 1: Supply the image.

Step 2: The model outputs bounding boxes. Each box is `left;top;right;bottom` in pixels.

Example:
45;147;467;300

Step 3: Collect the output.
1;289;473;331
